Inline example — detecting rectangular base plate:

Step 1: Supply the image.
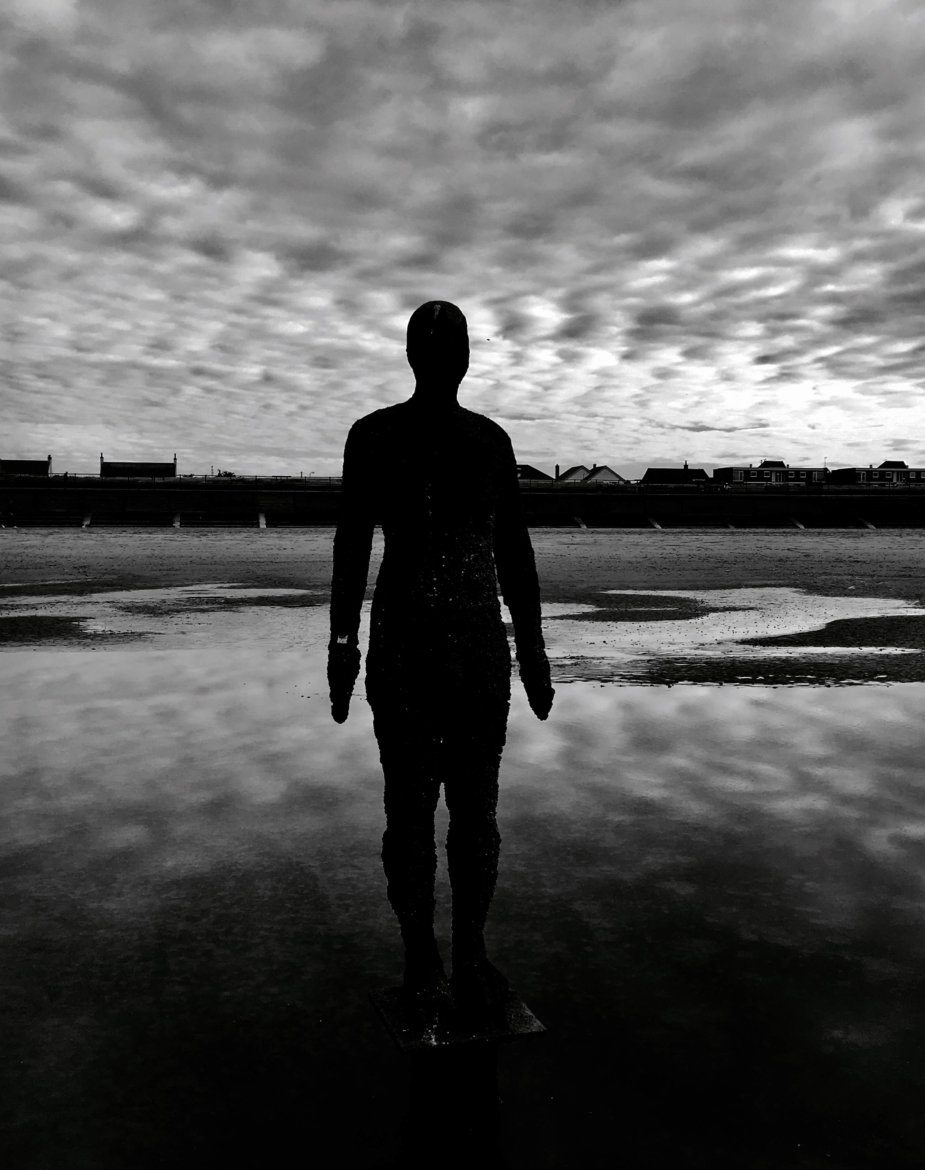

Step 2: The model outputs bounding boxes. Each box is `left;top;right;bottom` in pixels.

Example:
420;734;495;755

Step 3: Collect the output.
370;985;546;1053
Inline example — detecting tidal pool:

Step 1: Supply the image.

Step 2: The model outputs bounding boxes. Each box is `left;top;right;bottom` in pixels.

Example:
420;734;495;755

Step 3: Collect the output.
3;531;925;1168
3;627;925;1167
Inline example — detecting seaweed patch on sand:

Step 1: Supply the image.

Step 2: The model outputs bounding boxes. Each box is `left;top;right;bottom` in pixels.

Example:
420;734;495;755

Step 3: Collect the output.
0;580;127;599
544;592;745;624
122;587;324;618
742;615;925;651
0;615;139;646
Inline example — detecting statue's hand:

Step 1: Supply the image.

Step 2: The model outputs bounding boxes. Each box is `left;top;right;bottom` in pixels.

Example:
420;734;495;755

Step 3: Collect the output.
518;649;554;721
327;637;361;724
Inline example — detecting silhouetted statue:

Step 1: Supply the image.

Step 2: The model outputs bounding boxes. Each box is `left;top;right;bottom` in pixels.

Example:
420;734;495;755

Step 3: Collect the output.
329;300;553;1022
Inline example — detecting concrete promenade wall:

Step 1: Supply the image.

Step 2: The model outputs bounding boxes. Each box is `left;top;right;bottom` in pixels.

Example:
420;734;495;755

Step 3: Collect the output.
0;482;341;527
529;488;925;529
2;480;924;528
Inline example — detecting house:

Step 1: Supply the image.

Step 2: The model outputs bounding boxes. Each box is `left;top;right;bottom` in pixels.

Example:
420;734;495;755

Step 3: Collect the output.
100;453;178;478
555;464;592;482
640;461;710;486
582;465;626;484
0;455;52;476
829;461;922;485
713;459;828;485
516;464;554;482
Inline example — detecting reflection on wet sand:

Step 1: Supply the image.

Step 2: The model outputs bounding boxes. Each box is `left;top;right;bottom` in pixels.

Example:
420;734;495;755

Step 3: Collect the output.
2;631;925;1167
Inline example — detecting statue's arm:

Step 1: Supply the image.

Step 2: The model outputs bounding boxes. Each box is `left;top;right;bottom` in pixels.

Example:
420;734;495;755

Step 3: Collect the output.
328;421;375;722
493;433;554;719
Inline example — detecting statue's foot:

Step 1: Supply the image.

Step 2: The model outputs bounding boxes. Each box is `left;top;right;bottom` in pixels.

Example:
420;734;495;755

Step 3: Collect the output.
450;955;510;1026
401;950;452;1027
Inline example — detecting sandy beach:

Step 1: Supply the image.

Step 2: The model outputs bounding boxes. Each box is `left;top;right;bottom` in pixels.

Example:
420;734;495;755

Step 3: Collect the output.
3;525;925;600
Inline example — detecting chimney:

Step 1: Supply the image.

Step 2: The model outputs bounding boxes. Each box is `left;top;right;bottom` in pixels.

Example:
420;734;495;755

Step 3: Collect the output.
555;464;560;480
100;452;104;474
683;459;688;470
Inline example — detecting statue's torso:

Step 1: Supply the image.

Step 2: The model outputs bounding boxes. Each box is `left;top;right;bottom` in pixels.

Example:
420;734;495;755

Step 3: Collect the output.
353;402;513;699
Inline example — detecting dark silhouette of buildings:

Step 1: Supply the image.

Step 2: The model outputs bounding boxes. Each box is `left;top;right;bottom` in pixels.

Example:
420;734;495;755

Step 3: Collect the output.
830;460;925;485
0;455;52;476
582;464;625;484
515;464;554;482
555;463;591;482
713;459;828;485
641;461;710;486
100;453;177;478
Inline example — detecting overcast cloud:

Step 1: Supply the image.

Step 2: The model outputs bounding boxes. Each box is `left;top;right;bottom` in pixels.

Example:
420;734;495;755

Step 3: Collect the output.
2;0;924;476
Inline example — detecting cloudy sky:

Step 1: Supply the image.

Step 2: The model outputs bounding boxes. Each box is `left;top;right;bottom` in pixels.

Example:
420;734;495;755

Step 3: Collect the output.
3;0;924;477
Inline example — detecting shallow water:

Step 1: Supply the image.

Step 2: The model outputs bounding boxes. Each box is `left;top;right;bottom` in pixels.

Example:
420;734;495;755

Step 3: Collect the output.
3;573;925;683
3;531;925;1167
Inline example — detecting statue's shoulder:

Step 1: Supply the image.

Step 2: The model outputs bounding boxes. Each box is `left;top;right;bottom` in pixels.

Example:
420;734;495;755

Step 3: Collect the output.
459;408;513;449
348;404;405;441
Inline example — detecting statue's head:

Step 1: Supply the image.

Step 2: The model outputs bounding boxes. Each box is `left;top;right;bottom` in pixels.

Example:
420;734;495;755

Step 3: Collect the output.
406;300;469;386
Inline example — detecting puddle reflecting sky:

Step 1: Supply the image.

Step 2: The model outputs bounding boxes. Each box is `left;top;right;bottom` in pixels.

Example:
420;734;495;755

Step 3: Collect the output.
4;645;924;915
3;539;925;1167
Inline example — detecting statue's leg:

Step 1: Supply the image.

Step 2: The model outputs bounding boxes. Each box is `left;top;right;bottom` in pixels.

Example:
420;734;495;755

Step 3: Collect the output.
374;707;445;992
443;701;510;1010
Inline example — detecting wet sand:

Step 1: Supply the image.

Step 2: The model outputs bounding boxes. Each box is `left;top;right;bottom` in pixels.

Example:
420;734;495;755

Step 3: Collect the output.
2;525;925;600
3;527;925;684
3;529;925;1168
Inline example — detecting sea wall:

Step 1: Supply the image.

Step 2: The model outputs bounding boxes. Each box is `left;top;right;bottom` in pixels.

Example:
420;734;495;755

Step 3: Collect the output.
0;481;341;527
2;480;924;528
524;488;925;529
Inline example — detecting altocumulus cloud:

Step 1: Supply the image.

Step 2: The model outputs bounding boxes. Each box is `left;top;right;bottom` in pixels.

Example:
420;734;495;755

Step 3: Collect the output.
2;0;925;475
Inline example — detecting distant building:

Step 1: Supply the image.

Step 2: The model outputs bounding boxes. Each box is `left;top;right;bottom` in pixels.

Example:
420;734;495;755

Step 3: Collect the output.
0;455;52;476
582;465;626;484
641;461;710;486
713;459;827;485
516;464;554;482
830;460;923;485
100;453;178;478
556;464;592;482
